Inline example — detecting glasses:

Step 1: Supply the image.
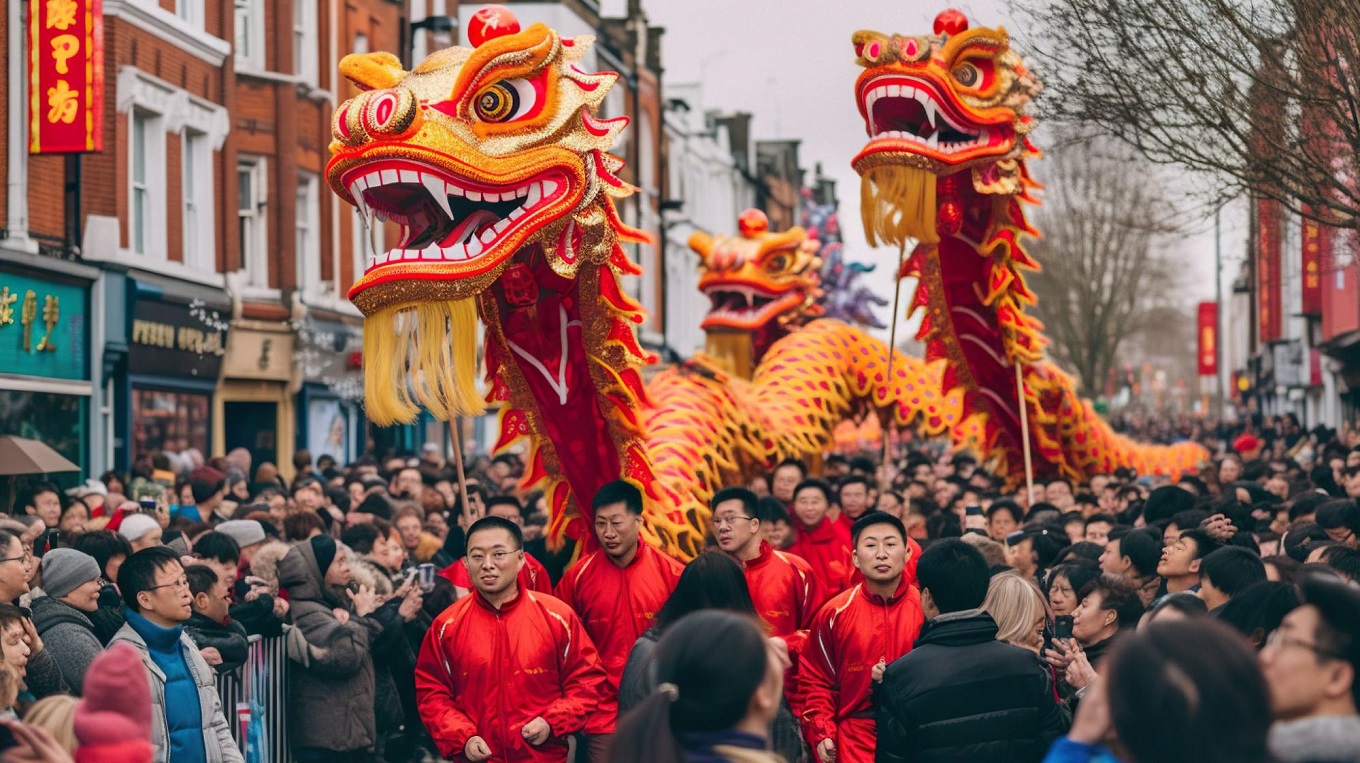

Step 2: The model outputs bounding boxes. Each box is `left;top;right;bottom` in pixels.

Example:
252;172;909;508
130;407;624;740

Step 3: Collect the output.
145;575;190;593
594;518;636;532
0;556;26;565
1265;631;1344;660
713;515;755;528
1325;528;1355;543
466;550;521;567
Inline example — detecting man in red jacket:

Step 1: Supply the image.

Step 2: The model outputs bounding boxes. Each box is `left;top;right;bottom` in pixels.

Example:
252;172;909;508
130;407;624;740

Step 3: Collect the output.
713;486;824;642
788;479;856;594
554;480;684;752
800;512;924;763
415;516;609;762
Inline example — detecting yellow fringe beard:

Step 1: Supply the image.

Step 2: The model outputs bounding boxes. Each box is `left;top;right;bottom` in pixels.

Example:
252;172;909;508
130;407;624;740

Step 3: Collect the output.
704;331;754;380
361;298;486;425
860;165;940;248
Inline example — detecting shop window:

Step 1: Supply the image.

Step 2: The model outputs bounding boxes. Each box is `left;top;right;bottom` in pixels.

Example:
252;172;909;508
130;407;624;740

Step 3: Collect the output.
131;388;210;460
238;156;269;289
0;391;86;498
182;129;215;273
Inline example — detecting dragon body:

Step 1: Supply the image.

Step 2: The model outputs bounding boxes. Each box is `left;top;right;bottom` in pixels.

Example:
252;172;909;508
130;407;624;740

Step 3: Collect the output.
850;10;1206;483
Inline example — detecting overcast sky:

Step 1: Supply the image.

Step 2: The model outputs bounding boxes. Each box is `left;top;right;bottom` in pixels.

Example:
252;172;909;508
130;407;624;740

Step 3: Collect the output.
613;0;1235;339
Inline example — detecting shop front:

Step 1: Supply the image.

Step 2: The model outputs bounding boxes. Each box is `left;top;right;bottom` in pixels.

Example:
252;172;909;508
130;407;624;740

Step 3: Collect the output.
126;291;229;466
294;318;366;468
215;321;297;481
0;265;93;487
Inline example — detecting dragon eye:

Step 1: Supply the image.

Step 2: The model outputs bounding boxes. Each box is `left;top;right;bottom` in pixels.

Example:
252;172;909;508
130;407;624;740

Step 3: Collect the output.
952;63;980;87
766;254;790;272
473;78;538;123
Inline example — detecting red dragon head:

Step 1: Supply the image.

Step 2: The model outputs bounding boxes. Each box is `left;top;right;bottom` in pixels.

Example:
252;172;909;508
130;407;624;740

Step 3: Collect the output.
326;7;641;424
851;9;1041;247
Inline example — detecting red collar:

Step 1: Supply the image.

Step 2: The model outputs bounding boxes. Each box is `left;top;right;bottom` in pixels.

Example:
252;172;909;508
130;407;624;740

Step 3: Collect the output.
859;576;911;606
799;518;836;542
474;585;523;614
742;541;774;570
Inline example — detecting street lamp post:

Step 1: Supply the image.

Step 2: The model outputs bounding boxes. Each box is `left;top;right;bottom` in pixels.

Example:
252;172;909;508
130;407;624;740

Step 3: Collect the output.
403;15;457;69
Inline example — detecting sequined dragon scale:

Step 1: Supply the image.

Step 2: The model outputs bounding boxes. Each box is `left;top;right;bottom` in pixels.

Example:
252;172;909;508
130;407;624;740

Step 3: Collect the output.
849;9;1207;485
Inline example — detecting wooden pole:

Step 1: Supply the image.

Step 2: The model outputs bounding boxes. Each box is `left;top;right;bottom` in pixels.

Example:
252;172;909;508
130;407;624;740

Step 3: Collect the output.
1015;361;1035;502
882;242;909;470
449;418;473;525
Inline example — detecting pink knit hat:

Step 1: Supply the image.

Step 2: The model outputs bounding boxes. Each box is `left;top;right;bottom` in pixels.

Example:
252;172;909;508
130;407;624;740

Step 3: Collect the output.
74;642;155;763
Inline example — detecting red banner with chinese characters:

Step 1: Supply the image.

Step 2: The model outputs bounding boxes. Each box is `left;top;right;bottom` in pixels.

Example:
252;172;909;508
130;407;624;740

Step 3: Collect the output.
1257;198;1282;343
1197;302;1218;377
1300;208;1326;316
28;0;104;154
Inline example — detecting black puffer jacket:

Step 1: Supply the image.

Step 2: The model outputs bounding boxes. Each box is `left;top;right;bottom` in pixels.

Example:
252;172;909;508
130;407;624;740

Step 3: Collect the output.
183;611;249;675
875;610;1070;763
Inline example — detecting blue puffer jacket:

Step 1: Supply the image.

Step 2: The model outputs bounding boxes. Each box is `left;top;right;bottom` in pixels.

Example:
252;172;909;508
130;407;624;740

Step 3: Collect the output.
123;610;205;763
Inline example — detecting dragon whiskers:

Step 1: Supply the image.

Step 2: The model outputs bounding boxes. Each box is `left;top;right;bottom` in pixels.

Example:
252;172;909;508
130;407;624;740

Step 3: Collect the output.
362;298;486;425
859;165;940;248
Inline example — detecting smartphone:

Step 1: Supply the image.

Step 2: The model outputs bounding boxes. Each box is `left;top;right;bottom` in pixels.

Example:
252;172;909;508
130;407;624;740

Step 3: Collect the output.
1054;615;1074;641
139;498;158;513
417;562;437;593
46;530;60;550
965;505;983;517
1005;530;1027;547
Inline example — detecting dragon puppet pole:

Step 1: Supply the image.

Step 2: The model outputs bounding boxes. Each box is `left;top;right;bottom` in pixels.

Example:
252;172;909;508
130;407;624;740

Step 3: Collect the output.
1015;361;1035;502
449;418;473;526
882;242;909;470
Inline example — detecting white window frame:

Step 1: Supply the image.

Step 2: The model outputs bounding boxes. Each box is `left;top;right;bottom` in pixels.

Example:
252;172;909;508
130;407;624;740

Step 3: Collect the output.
238;156;270;289
293;0;318;86
129;108;166;258
296;171;322;297
233;0;265;72
175;0;204;28
181;128;215;272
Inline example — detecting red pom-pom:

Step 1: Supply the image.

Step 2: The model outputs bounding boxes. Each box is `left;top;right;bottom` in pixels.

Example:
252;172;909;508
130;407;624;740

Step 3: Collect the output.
934;9;969;36
937;201;963;236
738;208;769;238
467;5;521;47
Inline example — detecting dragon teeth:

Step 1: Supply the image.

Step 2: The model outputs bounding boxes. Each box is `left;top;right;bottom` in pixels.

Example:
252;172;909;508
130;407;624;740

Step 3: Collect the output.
422;173;454;220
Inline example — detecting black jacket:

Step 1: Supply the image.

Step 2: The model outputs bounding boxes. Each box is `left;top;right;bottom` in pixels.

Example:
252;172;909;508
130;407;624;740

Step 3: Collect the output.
875;610;1070;763
184;611;250;675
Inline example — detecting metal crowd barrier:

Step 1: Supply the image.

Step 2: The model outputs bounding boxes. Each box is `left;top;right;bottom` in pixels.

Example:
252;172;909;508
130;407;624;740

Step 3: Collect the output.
217;631;291;763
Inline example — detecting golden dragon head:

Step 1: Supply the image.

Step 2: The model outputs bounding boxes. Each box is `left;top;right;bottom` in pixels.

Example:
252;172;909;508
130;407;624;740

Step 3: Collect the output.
689;209;823;333
327;6;641;424
851;9;1041;247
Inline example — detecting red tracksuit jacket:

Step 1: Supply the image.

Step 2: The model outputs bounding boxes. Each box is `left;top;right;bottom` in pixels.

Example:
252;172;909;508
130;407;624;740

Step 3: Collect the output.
799;579;925;763
440;553;554;595
415;587;609;762
788;518;855;594
743;542;825;643
554;539;684;733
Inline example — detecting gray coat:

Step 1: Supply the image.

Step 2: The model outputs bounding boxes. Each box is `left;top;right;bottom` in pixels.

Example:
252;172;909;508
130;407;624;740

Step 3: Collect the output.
109;622;244;763
276;541;382;753
29;594;102;695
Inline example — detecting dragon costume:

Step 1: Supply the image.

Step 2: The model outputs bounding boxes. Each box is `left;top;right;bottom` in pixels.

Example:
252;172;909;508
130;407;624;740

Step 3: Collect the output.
850;9;1206;482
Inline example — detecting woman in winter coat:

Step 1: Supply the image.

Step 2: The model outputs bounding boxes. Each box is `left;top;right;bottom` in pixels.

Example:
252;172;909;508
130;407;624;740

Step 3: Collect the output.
610;610;786;763
277;535;382;762
29;549;107;694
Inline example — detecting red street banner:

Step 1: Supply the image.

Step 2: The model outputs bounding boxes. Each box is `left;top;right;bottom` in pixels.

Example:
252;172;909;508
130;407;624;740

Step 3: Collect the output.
1301;209;1325;316
29;0;104;154
1257;198;1282;343
1197;301;1218;377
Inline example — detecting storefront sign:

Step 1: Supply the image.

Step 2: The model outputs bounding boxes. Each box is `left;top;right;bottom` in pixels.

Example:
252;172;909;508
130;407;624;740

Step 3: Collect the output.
223;328;294;382
0;271;88;380
130;299;227;379
1301;211;1326;316
1196;301;1218;377
1257;198;1282;343
28;0;104;154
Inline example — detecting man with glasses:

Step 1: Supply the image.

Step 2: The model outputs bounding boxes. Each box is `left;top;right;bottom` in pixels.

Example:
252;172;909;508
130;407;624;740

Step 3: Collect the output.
1316;500;1360;549
554;479;683;758
416;516;608;763
713;487;824;643
1261;573;1360;762
110;546;242;763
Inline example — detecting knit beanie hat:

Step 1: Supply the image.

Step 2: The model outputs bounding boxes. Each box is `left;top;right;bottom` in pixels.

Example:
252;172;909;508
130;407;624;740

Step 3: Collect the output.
39;548;102;600
117;513;161;544
310;534;338;578
74;642;155;763
217;519;266;549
